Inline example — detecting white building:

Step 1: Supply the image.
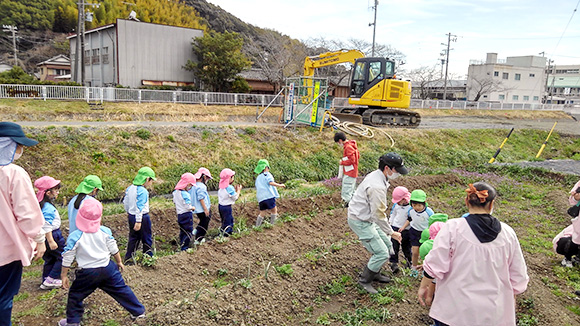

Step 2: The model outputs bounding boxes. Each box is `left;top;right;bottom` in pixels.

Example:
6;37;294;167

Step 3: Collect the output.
68;19;203;88
546;64;580;105
466;53;546;103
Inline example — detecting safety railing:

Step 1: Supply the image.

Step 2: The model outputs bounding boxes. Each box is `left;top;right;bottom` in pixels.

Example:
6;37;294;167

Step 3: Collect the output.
0;84;566;111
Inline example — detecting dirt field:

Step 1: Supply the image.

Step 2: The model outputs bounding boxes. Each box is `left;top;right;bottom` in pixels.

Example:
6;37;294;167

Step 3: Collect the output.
12;175;580;326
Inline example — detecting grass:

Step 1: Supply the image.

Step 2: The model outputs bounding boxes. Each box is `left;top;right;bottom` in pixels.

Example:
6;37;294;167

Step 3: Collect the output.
16;123;580;201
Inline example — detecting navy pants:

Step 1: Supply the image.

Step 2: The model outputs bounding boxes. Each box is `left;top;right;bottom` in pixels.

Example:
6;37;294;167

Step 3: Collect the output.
125;213;153;262
389;229;412;264
43;229;65;280
219;204;234;236
0;261;22;326
194;212;210;241
177;212;194;250
65;260;145;324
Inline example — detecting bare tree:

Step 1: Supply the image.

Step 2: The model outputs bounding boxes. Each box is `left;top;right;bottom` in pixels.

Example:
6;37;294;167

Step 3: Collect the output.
245;30;306;92
469;76;512;101
407;65;440;99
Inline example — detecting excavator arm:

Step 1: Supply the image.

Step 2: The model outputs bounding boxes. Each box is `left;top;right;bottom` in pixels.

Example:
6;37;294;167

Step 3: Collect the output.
303;49;365;77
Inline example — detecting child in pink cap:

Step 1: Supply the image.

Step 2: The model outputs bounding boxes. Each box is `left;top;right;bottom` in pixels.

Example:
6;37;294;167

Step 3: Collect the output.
172;173;197;250
388;186;412;274
218;168;242;236
59;198;145;326
34;175;65;290
190;167;213;243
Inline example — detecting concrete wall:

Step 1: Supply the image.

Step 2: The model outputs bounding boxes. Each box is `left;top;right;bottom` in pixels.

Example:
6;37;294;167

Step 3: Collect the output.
116;19;203;88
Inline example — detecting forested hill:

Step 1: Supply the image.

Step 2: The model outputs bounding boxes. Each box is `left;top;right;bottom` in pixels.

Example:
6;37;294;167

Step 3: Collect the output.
0;0;296;74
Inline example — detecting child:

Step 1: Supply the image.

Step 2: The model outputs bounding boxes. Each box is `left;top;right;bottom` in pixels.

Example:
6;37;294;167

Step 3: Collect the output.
218;168;242;236
172;173;197;251
34;176;65;290
388;186;412;274
191;167;212;243
123;167;156;263
552;216;580;267
400;189;434;269
254;159;285;227
334;132;360;206
419;213;449;248
68;175;103;233
58;198;145;326
419;221;446;261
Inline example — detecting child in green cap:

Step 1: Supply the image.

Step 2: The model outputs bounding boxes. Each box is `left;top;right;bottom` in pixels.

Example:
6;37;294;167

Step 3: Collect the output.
399;189;434;270
123;167;156;263
68;175;104;234
254;159;285;227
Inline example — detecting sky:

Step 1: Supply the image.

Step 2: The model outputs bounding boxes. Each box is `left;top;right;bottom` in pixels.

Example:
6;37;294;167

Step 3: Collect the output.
206;0;580;79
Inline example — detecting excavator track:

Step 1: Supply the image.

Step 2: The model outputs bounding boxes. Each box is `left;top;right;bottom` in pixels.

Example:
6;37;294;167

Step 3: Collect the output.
334;107;421;128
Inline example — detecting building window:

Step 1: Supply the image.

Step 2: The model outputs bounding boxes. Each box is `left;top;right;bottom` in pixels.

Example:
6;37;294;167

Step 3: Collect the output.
92;49;100;64
498;94;505;100
494;71;499;77
515;73;521;81
103;47;108;54
502;72;509;79
529;73;535;77
84;50;90;66
533;96;539;101
523;96;529;101
513;95;519;100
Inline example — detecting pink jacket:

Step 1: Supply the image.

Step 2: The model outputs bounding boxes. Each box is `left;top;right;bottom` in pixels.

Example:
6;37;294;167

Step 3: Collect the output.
553;216;580;250
423;218;529;326
0;164;45;267
569;180;580;206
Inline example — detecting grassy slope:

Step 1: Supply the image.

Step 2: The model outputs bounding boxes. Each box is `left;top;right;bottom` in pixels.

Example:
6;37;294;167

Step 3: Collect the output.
16;124;580;202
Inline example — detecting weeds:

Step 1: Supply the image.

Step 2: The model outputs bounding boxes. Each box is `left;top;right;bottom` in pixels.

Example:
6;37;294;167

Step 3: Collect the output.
237;279;252;289
213;278;229;289
135;129;151;140
275;264;293;278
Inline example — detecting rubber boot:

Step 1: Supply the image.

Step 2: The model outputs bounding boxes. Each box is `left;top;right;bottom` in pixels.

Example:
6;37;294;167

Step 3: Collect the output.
255;216;264;227
374;269;391;283
358;266;378;294
270;214;278;225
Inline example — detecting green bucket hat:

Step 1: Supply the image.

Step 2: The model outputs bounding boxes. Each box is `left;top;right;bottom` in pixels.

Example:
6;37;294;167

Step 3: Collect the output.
254;159;270;174
133;167;156;185
419;240;434;260
75;175;104;194
410;189;427;203
429;213;448;226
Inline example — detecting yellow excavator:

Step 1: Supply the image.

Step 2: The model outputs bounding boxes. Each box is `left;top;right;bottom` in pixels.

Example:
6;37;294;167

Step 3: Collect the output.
303;50;421;128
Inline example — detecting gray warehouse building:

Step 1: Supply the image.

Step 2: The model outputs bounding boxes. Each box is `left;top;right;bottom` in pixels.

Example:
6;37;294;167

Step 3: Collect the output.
68;19;204;88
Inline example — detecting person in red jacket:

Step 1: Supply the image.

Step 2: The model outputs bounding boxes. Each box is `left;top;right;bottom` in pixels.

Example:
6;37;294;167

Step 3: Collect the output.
334;132;360;206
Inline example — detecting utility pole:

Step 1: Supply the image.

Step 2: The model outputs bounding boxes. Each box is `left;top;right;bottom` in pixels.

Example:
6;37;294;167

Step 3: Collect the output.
441;32;456;101
369;0;378;56
74;1;84;83
2;25;18;67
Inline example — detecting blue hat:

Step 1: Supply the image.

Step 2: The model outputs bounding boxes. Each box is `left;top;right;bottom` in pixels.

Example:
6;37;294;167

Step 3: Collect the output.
0;122;38;146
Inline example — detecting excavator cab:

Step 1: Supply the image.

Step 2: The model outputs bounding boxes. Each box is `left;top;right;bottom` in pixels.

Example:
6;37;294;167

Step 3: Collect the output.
350;58;395;97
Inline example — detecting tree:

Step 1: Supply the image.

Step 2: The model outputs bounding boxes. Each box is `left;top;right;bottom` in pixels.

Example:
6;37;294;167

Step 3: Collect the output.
407;65;440;100
185;31;251;92
0;0;54;31
469;76;511;101
246;29;307;92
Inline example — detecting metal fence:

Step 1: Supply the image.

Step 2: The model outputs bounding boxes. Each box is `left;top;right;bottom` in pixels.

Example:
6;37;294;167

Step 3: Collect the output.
0;84;567;111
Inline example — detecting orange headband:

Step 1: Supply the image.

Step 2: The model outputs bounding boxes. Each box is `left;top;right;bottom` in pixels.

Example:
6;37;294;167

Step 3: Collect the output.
465;184;489;203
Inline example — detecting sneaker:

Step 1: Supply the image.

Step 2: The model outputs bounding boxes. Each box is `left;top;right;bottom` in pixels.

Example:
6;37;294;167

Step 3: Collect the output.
57;319;80;326
561;258;573;268
390;262;400;274
131;314;146;325
40;277;62;290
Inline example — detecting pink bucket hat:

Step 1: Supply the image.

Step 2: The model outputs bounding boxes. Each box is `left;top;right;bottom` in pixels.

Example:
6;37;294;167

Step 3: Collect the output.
429;221;445;240
34;176;61;202
76;197;103;233
194;167;213;180
219;168;236;189
175;172;196;190
391;186;411;204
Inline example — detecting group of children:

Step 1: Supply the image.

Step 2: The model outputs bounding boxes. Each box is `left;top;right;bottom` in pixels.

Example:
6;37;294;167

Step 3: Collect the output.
387;186;446;274
553;179;580;268
29;157;286;325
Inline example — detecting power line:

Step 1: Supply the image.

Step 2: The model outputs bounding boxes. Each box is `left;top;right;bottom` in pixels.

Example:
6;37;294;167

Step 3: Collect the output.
549;0;580;58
